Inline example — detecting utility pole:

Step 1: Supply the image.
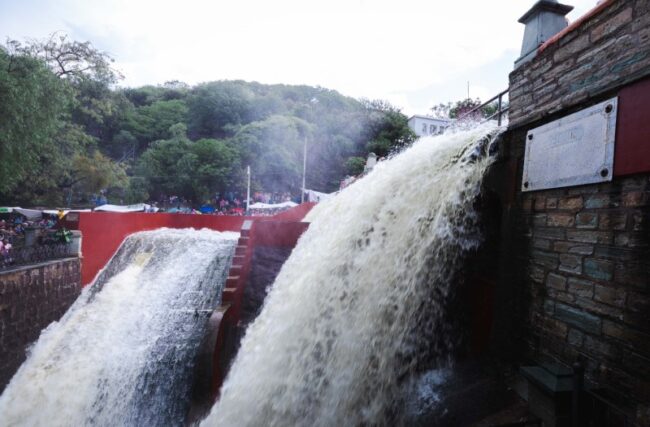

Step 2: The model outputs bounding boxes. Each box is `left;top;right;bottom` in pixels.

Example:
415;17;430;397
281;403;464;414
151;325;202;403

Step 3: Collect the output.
246;165;251;213
302;97;318;204
301;137;307;203
467;81;470;100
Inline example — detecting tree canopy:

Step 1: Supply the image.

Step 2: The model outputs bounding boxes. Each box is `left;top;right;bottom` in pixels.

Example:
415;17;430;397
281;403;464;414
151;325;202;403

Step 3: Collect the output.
0;34;417;207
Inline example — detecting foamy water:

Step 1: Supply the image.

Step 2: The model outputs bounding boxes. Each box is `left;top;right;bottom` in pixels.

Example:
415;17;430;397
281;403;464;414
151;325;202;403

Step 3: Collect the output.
202;124;502;426
0;228;237;427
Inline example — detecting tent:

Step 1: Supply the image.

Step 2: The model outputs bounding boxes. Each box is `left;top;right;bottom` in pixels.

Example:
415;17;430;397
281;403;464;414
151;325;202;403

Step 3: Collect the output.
94;203;151;213
248;201;298;210
0;207;43;220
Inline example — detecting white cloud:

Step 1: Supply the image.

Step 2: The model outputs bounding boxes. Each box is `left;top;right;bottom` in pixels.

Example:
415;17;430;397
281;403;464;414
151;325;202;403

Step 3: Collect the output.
0;0;600;115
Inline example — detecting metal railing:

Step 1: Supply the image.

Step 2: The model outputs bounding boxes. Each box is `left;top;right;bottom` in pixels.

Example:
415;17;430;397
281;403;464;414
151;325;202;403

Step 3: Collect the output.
457;88;509;126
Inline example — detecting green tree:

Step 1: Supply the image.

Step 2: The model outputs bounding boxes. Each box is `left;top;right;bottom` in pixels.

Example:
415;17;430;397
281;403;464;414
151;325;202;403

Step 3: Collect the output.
345;157;366;176
136;124;240;202
187;81;254;139
0;44;71;197
362;100;416;157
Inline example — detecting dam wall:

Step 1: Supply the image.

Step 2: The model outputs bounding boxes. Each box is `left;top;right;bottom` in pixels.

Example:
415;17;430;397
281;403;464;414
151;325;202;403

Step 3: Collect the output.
494;0;650;423
0;258;81;392
71;212;249;285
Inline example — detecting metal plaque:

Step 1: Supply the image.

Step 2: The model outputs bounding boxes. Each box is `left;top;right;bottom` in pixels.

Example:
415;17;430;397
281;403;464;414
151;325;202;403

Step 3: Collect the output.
522;97;618;192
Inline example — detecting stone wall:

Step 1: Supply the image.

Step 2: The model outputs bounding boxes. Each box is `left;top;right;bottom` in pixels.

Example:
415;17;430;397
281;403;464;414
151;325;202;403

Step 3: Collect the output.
496;125;649;412
0;258;81;392
497;1;650;423
509;0;650;129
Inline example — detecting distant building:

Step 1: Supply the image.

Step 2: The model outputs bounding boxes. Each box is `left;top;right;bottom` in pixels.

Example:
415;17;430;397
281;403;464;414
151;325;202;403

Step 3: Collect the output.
407;115;452;137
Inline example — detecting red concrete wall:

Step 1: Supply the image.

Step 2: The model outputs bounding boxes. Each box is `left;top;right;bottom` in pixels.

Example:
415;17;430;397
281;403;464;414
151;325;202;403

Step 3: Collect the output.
267;202;316;222
614;76;650;176
249;221;310;247
74;203;316;286
76;212;249;285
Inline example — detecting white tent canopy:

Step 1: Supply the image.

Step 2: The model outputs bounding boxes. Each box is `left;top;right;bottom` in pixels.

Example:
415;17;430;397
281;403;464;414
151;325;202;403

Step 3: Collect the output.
0;207;43;220
94;203;151;213
248;201;297;210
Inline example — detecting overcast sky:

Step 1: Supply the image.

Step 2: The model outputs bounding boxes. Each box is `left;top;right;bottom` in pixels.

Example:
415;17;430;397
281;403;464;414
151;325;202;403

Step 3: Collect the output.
1;0;597;115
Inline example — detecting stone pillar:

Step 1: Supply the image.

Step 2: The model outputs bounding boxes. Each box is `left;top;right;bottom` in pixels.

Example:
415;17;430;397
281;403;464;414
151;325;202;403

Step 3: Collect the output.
68;230;82;256
515;0;574;69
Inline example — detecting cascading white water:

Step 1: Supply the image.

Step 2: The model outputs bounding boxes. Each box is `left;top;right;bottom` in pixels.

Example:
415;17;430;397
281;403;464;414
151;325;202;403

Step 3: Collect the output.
0;228;237;427
202;123;502;427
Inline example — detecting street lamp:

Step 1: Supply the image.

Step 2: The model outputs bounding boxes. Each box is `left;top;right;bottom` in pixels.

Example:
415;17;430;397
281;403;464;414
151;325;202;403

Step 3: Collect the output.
302;97;319;203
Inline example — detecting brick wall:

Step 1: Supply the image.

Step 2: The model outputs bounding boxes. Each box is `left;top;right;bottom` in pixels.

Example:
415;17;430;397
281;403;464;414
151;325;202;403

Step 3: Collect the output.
495;2;650;423
493;125;650;423
509;0;650;129
0;258;81;392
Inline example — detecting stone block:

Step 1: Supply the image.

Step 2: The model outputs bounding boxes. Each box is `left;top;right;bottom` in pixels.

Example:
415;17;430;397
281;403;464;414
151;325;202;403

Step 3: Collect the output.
533;238;552;250
536;227;566;240
599;212;627;231
544;298;556;315
585;194;615;209
591;7;634;43
567;230;613;245
533;214;548;227
614;232;646;248
554;34;590;62
575;212;598;229
632;210;646;231
555;302;601;334
577;297;624;320
532;250;559;269
546;273;567;291
584;258;614;281
553;241;594;255
547;213;574;227
558;195;583;211
594;285;626;307
568;328;584;347
546;197;558;209
594;246;635;261
622;191;647;207
529;264;546;284
568;277;595;299
559;254;582;274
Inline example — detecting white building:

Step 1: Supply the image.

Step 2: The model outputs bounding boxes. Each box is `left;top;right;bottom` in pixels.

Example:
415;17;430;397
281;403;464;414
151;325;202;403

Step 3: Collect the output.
407;115;452;137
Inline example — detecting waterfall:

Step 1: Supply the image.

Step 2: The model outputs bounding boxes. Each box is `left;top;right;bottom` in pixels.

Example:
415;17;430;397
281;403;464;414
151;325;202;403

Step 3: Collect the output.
202;123;502;426
0;228;237;427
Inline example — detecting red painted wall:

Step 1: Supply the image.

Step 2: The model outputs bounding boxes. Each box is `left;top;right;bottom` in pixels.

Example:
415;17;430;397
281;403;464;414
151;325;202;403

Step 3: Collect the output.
249;221;310;247
614;76;650;176
266;202;316;222
76;212;249;285
74;203;316;286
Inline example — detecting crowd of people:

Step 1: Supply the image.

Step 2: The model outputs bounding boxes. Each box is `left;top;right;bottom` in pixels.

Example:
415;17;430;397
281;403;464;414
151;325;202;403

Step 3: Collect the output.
148;191;299;216
0;213;67;268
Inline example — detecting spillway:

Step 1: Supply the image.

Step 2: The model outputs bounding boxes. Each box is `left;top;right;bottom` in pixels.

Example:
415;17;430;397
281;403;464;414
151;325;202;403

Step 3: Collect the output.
202;123;502;426
0;228;237;427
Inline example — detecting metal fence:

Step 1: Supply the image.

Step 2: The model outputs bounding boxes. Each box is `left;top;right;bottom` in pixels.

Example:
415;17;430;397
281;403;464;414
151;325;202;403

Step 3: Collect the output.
0;242;73;271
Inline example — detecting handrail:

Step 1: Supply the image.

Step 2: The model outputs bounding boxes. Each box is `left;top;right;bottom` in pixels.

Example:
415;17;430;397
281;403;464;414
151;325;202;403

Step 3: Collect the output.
457;88;509;126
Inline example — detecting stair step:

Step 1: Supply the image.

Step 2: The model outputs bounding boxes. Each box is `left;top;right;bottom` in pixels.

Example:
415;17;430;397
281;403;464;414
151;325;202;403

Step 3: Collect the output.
222;287;237;302
225;276;239;287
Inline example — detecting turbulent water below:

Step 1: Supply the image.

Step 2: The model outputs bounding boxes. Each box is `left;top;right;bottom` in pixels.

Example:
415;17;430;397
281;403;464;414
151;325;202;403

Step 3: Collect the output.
0;228;237;427
202;123;502;426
